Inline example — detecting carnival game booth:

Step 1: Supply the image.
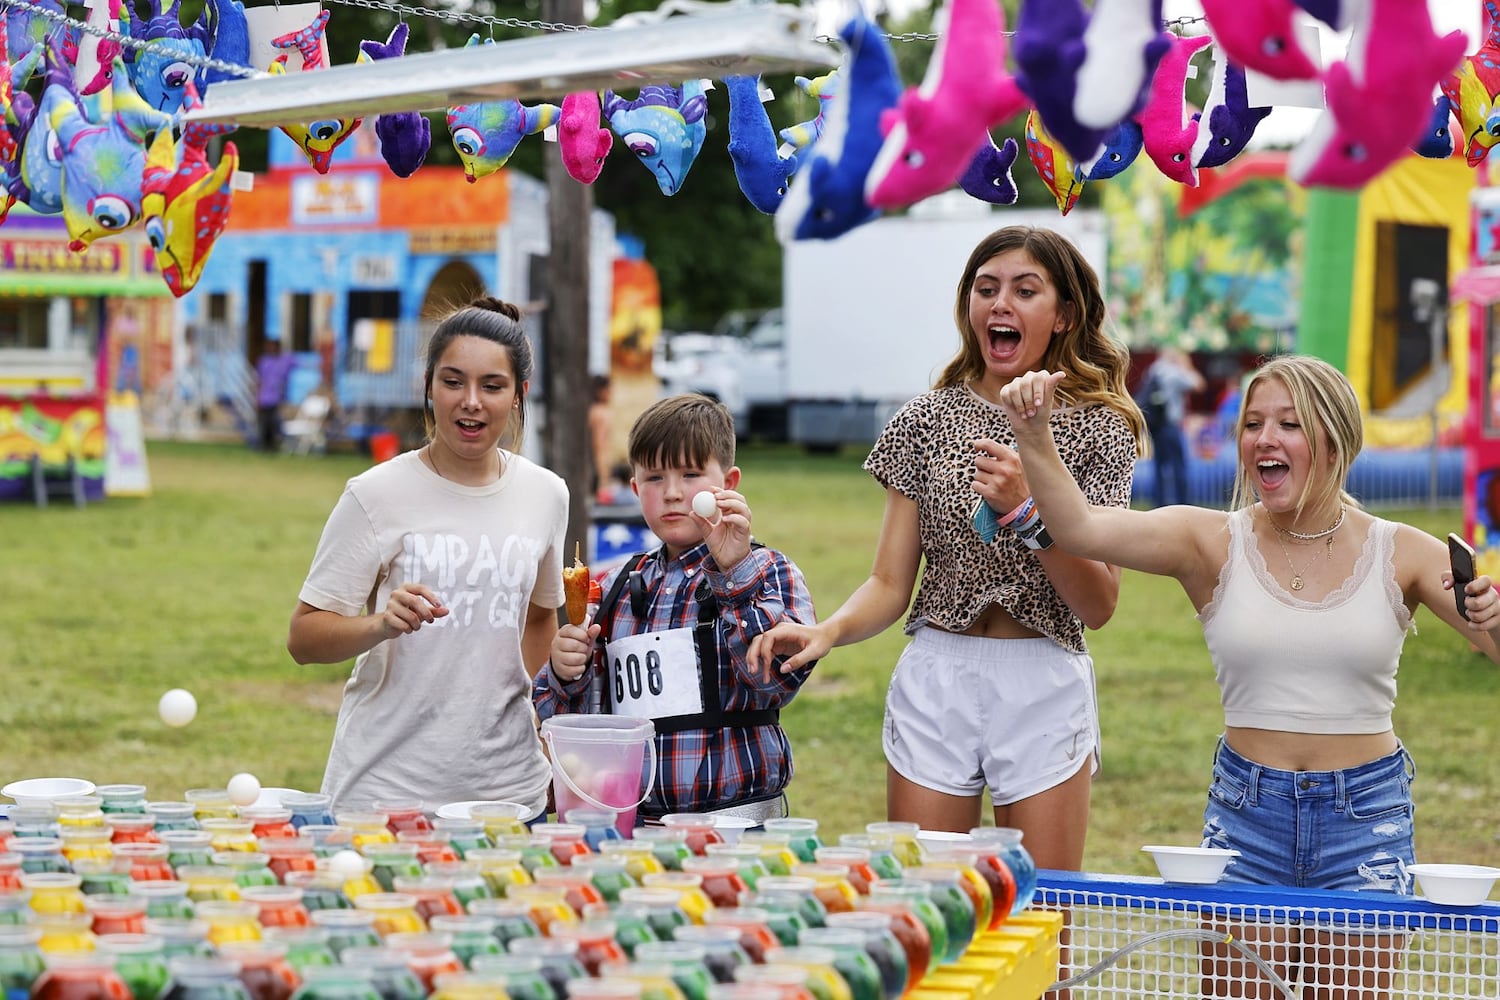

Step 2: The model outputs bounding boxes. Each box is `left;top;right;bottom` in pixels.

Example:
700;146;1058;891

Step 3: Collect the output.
177;123;616;447
0;206;170;503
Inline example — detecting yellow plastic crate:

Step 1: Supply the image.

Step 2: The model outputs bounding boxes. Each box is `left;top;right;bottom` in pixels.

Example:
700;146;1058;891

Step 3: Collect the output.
913;909;1064;1000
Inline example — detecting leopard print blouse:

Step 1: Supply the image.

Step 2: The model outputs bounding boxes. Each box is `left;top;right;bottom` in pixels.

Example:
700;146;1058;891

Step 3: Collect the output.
865;383;1137;653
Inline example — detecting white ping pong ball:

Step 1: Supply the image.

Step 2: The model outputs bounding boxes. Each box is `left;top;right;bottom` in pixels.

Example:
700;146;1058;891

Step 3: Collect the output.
692;491;718;519
226;772;261;807
158;689;197;727
328;849;367;879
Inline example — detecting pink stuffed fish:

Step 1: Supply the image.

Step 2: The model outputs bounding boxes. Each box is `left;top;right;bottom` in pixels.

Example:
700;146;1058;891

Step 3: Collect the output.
1289;0;1466;188
1139;33;1213;186
1200;0;1320;81
863;0;1026;208
559;91;612;185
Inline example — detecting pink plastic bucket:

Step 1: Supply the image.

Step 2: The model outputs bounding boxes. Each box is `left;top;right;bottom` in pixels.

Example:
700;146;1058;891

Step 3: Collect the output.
539;715;656;836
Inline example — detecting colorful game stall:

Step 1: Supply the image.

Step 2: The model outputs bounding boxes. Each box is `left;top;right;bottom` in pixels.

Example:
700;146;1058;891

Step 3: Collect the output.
0;208;171;503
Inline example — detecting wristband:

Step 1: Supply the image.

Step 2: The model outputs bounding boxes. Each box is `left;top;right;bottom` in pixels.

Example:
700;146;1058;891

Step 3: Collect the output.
997;495;1034;528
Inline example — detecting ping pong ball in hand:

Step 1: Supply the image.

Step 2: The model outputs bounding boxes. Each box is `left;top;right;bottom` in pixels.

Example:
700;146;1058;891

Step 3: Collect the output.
328;850;367;879
158;689;197;727
226;772;261;807
692;491;718;519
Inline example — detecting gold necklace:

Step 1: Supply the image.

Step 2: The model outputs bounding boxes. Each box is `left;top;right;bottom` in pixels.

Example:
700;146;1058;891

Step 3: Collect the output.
1269;505;1346;543
1274;533;1326;591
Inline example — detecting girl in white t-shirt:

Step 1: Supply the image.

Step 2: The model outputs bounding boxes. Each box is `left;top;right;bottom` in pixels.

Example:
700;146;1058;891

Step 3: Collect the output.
288;298;568;815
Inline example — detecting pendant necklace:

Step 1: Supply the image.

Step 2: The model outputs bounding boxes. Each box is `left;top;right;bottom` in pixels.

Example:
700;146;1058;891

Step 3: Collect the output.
1274;532;1325;591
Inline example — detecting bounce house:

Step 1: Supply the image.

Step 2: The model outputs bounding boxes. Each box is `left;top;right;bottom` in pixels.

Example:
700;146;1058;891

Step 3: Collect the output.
1107;152;1472;507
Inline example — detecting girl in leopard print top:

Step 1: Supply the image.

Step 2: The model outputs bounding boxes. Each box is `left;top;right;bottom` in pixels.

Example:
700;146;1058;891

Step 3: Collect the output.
749;226;1145;870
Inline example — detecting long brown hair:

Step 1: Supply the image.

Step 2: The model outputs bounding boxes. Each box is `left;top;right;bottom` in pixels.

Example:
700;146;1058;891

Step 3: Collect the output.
937;226;1146;454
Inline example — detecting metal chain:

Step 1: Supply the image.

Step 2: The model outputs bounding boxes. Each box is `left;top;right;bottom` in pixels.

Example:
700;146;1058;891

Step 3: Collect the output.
815;13;1206;48
324;0;593;33
0;0;261;78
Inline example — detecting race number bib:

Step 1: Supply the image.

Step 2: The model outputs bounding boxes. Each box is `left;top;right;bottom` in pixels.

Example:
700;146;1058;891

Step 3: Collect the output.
605;627;704;719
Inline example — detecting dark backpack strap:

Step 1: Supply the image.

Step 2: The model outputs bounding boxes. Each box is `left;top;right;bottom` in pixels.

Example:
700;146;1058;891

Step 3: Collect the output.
593;551;650;715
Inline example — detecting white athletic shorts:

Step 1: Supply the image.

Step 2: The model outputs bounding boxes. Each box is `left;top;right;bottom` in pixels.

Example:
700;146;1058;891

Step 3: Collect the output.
882;628;1100;805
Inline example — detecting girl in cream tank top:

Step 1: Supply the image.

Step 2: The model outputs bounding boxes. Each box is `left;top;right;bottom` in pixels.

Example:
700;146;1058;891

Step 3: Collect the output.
1199;508;1414;735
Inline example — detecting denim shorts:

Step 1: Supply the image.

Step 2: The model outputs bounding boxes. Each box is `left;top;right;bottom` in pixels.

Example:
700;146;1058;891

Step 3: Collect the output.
1200;738;1415;893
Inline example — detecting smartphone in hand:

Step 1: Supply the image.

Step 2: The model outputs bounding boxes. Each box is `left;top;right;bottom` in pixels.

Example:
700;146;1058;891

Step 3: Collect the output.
1449;532;1476;621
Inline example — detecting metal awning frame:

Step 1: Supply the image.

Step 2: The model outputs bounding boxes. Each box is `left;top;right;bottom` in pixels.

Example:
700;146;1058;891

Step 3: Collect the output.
184;3;839;129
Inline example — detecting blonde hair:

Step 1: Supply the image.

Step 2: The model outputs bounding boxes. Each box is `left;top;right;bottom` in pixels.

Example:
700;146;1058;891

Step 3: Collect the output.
937;226;1146;455
1230;355;1363;514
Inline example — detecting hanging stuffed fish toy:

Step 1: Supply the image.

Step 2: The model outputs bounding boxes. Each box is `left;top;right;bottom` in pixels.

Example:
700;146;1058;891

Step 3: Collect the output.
6;44;79;217
142;81;236;296
1289;0;1466;188
1080;119;1144;181
957;136;1020;205
1199;0;1320;81
603;81;708;196
1139;33;1212;186
1013;0;1100;163
50;57;173;251
269;9;362;175
1074;0;1172;132
559;91;612;184
726;75;798;214
1440;1;1500;167
775;12;899;241
1190;50;1272;169
1025;107;1084;215
64;0;122;96
1411;95;1455;158
864;0;1027;209
779;70;838;154
121;0;249;111
448;35;560;184
359;23;429;178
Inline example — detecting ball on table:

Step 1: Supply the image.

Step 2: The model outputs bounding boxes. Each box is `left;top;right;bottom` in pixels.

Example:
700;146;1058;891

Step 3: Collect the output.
328;849;367;880
158;688;197;728
692;490;718;519
226;772;261;807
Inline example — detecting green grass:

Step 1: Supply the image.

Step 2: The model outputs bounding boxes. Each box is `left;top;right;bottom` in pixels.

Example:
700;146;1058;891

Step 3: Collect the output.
4;441;1498;878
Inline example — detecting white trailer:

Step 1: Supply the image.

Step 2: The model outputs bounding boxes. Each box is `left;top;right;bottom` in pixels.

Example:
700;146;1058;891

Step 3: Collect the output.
782;200;1109;447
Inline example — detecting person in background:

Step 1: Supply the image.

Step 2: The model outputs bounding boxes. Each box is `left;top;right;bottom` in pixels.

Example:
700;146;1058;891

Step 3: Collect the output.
589;374;613;498
1141;346;1206;507
255;338;297;451
746;226;1146;870
287;297;567;815
535;393;817;823
999;354;1500;995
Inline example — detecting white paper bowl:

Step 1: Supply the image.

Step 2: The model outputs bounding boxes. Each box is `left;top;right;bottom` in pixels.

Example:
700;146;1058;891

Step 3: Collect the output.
251;787;302;809
3;777;97;808
1143;845;1239;884
1409;864;1500;906
435;800;527;821
710;816;760;845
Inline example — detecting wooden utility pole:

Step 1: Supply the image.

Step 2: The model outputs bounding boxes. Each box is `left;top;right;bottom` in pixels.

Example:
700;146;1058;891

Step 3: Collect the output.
541;0;594;566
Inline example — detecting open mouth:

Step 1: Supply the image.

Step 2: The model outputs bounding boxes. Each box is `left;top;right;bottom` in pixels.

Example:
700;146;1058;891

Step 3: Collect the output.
456;418;486;439
987;325;1022;360
1257;459;1289;489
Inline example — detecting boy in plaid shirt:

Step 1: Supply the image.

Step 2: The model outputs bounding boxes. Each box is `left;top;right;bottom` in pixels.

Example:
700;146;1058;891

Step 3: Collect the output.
533;394;816;821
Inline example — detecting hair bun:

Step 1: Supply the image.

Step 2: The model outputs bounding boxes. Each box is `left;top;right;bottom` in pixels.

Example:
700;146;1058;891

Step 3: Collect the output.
469;296;522;322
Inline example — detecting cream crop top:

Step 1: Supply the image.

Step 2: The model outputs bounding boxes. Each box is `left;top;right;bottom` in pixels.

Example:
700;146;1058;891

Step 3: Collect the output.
1198;508;1414;734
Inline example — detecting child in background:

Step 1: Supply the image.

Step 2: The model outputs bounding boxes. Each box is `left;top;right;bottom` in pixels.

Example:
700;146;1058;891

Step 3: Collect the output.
534;393;817;823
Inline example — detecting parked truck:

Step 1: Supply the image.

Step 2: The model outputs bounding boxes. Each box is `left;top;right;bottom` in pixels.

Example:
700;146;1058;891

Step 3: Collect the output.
782;202;1109;448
